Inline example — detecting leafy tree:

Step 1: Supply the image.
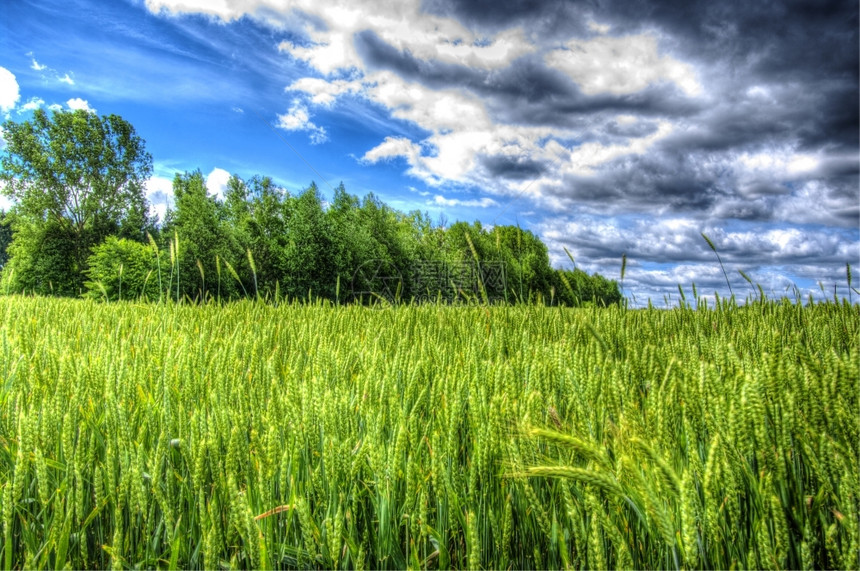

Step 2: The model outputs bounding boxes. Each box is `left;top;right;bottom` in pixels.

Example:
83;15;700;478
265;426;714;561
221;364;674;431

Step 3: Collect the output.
224;174;291;297
85;236;160;301
484;225;554;303
1;217;78;295
326;183;379;299
282;183;334;299
431;223;555;303
0;109;152;294
162;170;241;301
0;211;11;270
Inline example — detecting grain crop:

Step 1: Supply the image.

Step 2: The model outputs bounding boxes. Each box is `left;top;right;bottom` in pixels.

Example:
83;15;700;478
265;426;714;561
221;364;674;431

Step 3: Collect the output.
0;295;856;569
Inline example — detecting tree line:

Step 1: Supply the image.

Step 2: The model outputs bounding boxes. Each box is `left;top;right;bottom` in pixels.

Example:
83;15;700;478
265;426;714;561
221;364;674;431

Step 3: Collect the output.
0;109;621;306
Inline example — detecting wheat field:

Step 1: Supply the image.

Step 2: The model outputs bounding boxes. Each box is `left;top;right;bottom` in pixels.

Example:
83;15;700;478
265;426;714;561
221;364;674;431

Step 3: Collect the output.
0;296;857;569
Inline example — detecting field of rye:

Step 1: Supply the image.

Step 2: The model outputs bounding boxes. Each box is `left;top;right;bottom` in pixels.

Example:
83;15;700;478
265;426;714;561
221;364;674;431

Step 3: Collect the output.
0;295;857;569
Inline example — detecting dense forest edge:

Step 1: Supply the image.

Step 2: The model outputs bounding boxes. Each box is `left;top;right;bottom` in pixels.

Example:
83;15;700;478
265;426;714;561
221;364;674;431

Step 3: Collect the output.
0;109;621;306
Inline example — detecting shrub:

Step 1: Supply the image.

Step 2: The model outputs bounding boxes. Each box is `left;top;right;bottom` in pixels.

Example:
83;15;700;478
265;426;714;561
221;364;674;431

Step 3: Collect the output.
85;236;160;300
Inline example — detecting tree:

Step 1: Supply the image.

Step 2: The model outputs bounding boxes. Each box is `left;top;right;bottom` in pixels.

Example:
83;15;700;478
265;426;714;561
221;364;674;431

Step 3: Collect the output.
489;225;555;303
282;183;334;299
0;211;11;270
326;183;376;299
0;109;152;294
1;217;78;296
162;170;241;301
224;174;291;297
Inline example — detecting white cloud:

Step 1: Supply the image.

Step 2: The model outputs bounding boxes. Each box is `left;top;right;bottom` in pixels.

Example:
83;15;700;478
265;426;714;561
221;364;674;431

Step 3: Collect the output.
30;59;47;72
0;167;11;209
287;77;364;107
139;1;570;196
432;195;498;208
407;186;430;197
564;120;674;175
587;19;611;34
362;136;423;164
773;180;860;226
205;167;232;200
737;148;821;183
145;0;251;21
20;97;45;112
144;175;175;222
272;0;532;75
280;34;356;77
59;73;75;86
432;28;534;69
66;98;96;113
357;73;562;187
276;100;327;144
545;32;702;97
0;67;20;114
536;213;857;305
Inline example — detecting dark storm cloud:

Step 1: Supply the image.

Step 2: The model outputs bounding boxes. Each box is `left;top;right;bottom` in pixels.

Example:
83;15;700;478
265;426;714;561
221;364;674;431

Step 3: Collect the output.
483;74;703;127
604;118;660;139
420;0;858;148
354;29;574;102
550;151;730;214
421;0;596;36
538;216;859;273
353;0;858;301
354;29;703;130
545;144;859;227
478;154;547;180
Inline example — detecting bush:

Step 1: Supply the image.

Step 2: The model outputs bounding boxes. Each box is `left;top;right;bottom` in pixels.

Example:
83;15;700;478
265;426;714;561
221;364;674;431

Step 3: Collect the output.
85;237;161;301
1;217;82;296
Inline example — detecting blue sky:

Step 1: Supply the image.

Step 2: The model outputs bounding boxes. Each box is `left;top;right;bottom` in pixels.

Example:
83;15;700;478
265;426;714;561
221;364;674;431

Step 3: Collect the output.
1;0;858;304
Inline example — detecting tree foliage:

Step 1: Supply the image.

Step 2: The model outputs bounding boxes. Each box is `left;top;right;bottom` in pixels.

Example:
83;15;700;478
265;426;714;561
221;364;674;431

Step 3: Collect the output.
0;211;11;270
0;111;621;305
161;170;241;301
0;109;152;293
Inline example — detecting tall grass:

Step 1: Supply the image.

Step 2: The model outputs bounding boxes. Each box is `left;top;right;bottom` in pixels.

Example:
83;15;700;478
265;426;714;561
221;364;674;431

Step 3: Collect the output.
0;295;856;569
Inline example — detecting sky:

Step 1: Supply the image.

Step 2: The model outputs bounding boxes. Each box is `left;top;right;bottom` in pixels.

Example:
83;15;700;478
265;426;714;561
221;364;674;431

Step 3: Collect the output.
0;0;858;305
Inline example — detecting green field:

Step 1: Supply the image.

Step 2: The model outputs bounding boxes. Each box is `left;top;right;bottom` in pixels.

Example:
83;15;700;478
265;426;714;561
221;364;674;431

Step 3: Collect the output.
0;296;857;569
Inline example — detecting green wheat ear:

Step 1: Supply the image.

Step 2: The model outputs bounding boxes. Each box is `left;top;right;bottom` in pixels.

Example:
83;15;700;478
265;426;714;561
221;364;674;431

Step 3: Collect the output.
223;258;248;297
564;246;576;269
196;259;205;301
738;269;756;301
620;253;627;308
146;232;163;300
702;232;733;298
247;248;258;300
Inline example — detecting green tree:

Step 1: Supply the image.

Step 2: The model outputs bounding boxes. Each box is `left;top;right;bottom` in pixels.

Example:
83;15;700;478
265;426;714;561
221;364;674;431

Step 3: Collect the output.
326;183;378;299
0;109;152;294
1;217;78;295
224;174;291;297
162;170;241;301
0;211;11;270
282;183;334;299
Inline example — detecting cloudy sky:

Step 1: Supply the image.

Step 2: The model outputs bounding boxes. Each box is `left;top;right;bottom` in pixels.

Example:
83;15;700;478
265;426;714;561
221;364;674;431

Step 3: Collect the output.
1;0;857;304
